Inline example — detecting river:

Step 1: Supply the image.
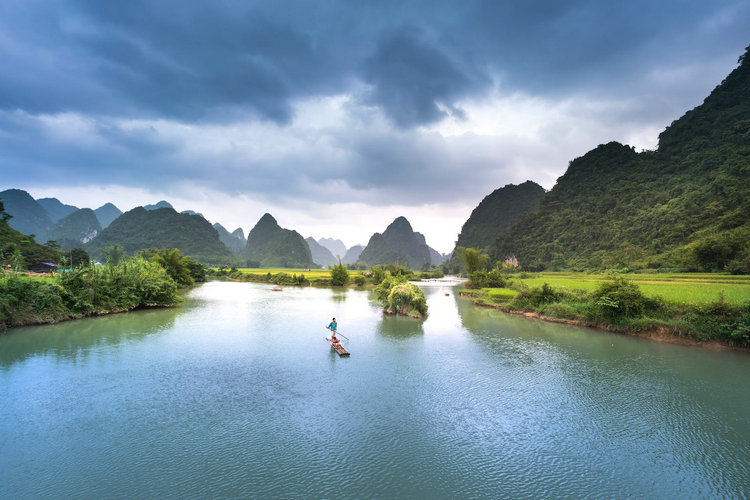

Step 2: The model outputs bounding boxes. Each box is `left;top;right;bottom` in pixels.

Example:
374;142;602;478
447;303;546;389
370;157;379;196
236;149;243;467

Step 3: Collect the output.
1;281;748;499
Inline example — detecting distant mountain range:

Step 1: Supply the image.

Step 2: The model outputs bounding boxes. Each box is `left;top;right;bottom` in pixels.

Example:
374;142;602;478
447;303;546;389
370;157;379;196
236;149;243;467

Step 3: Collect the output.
86;207;234;265
306;237;338;266
318;238;347;258
213;223;246;254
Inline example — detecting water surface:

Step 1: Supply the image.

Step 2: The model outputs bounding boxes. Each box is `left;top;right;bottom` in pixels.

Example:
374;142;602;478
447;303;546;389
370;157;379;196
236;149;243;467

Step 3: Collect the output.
1;282;749;498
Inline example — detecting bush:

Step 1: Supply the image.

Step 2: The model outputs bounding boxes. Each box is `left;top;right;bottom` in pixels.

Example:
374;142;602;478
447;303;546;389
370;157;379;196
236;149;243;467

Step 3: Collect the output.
512;283;560;308
588;277;654;321
370;265;387;284
483;269;508;288
374;274;427;316
353;275;366;286
329;259;349;286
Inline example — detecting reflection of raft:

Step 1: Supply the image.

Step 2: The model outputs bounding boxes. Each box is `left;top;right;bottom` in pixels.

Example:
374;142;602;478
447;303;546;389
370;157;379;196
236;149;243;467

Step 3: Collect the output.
328;339;350;357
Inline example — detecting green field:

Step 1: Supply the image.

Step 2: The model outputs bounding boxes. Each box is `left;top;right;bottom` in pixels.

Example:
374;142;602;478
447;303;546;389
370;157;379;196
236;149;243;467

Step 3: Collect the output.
235;268;364;279
511;272;750;306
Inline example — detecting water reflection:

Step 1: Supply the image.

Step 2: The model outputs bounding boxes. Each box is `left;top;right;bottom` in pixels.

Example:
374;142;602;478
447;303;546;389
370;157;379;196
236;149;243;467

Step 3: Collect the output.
376;313;425;338
0;303;183;369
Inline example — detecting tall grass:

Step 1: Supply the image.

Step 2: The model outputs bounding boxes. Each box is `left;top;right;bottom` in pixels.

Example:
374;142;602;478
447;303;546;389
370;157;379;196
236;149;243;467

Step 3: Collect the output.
0;258;178;330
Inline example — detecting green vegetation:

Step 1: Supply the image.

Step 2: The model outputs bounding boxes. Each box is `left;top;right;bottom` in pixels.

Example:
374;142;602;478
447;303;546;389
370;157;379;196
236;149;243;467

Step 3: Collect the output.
456;181;546;252
140;248;206;286
47;208;101;250
86;206;235;265
0;258;178;331
0;201;60;268
488;47;750;273
329;259;350;286
462;272;750;345
374;274;428;317
241;213;314;268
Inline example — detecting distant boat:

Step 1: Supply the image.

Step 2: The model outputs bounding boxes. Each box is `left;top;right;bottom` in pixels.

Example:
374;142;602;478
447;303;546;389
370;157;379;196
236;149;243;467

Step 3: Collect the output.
272;286;283;291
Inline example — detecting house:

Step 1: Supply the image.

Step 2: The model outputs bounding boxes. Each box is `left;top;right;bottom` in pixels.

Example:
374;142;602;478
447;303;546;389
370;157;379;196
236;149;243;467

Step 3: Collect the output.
29;262;58;273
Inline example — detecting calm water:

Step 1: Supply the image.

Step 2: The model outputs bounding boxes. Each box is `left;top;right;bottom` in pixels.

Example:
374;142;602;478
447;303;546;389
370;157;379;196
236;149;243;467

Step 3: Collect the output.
1;281;749;499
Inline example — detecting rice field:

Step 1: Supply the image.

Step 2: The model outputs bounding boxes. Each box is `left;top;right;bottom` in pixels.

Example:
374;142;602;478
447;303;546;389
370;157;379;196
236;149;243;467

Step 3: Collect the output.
235;268;365;279
513;272;750;306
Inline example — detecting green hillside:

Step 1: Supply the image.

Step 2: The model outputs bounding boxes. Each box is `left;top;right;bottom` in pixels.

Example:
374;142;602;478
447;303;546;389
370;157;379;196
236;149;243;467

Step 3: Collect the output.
241;213;314;268
457;181;546;252
86;207;235;265
48;208;102;250
0;201;59;267
359;216;432;269
0;189;53;242
494;46;750;272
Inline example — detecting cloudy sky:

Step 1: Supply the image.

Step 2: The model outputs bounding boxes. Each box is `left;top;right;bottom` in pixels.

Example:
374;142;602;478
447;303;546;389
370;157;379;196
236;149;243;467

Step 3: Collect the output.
1;0;748;252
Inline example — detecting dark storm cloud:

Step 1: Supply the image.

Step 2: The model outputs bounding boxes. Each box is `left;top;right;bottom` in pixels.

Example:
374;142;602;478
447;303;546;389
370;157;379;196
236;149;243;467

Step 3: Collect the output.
1;0;746;127
362;26;488;127
1;0;749;206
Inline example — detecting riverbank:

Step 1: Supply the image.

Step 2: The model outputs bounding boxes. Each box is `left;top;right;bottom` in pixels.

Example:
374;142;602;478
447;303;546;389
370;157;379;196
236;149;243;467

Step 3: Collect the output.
0;258;181;332
460;283;750;351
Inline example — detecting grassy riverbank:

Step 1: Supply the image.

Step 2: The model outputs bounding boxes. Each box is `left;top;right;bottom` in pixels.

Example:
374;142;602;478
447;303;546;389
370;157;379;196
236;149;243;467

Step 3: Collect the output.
461;272;750;346
0;258;179;331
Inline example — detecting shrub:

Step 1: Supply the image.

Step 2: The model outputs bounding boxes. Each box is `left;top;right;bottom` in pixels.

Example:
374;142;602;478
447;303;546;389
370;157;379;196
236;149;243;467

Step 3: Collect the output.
353;275;366;286
512;283;560;308
589;277;653;321
329;259;350;286
371;265;387;284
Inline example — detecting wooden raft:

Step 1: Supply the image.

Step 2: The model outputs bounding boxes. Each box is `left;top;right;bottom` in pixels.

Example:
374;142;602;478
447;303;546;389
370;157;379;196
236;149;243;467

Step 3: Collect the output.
331;342;350;357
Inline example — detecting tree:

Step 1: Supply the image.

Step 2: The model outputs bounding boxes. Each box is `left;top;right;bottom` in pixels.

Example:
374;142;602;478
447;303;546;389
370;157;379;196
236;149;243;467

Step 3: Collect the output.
151;248;194;286
329;258;349;286
70;248;91;267
458;247;489;275
102;245;126;265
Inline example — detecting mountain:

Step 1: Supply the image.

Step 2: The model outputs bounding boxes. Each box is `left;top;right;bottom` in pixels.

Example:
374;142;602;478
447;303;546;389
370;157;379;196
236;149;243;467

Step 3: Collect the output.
86;207;234;264
94;203;123;229
0;201;59;267
358;216;432;269
342;244;363;265
231;228;246;245
213;222;245;254
241;213;314;268
144;200;173;211
306;237;337;266
429;247;448;265
47;208;102;250
0;189;53;242
494;46;750;272
456;181;546;252
37;198;78;223
318;238;347;258
181;210;204;218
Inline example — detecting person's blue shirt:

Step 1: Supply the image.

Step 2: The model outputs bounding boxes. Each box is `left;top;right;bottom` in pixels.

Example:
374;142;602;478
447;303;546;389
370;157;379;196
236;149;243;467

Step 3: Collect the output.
328;320;337;331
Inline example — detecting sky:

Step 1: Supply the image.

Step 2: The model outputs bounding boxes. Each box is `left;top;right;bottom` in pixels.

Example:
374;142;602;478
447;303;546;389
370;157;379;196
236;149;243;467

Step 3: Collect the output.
1;1;748;253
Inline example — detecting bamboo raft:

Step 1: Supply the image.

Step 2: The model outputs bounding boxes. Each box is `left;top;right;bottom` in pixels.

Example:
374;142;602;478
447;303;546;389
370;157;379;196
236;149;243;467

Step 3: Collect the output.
330;340;350;357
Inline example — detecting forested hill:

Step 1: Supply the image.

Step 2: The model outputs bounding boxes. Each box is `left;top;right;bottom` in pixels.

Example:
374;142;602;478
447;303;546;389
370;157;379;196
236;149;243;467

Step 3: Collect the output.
0;201;59;266
456;180;546;252
241;213;314;268
494;46;750;272
86;207;235;265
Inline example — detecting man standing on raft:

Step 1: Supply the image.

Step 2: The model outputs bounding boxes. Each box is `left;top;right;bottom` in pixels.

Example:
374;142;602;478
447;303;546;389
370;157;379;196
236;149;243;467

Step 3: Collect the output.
327;317;339;343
